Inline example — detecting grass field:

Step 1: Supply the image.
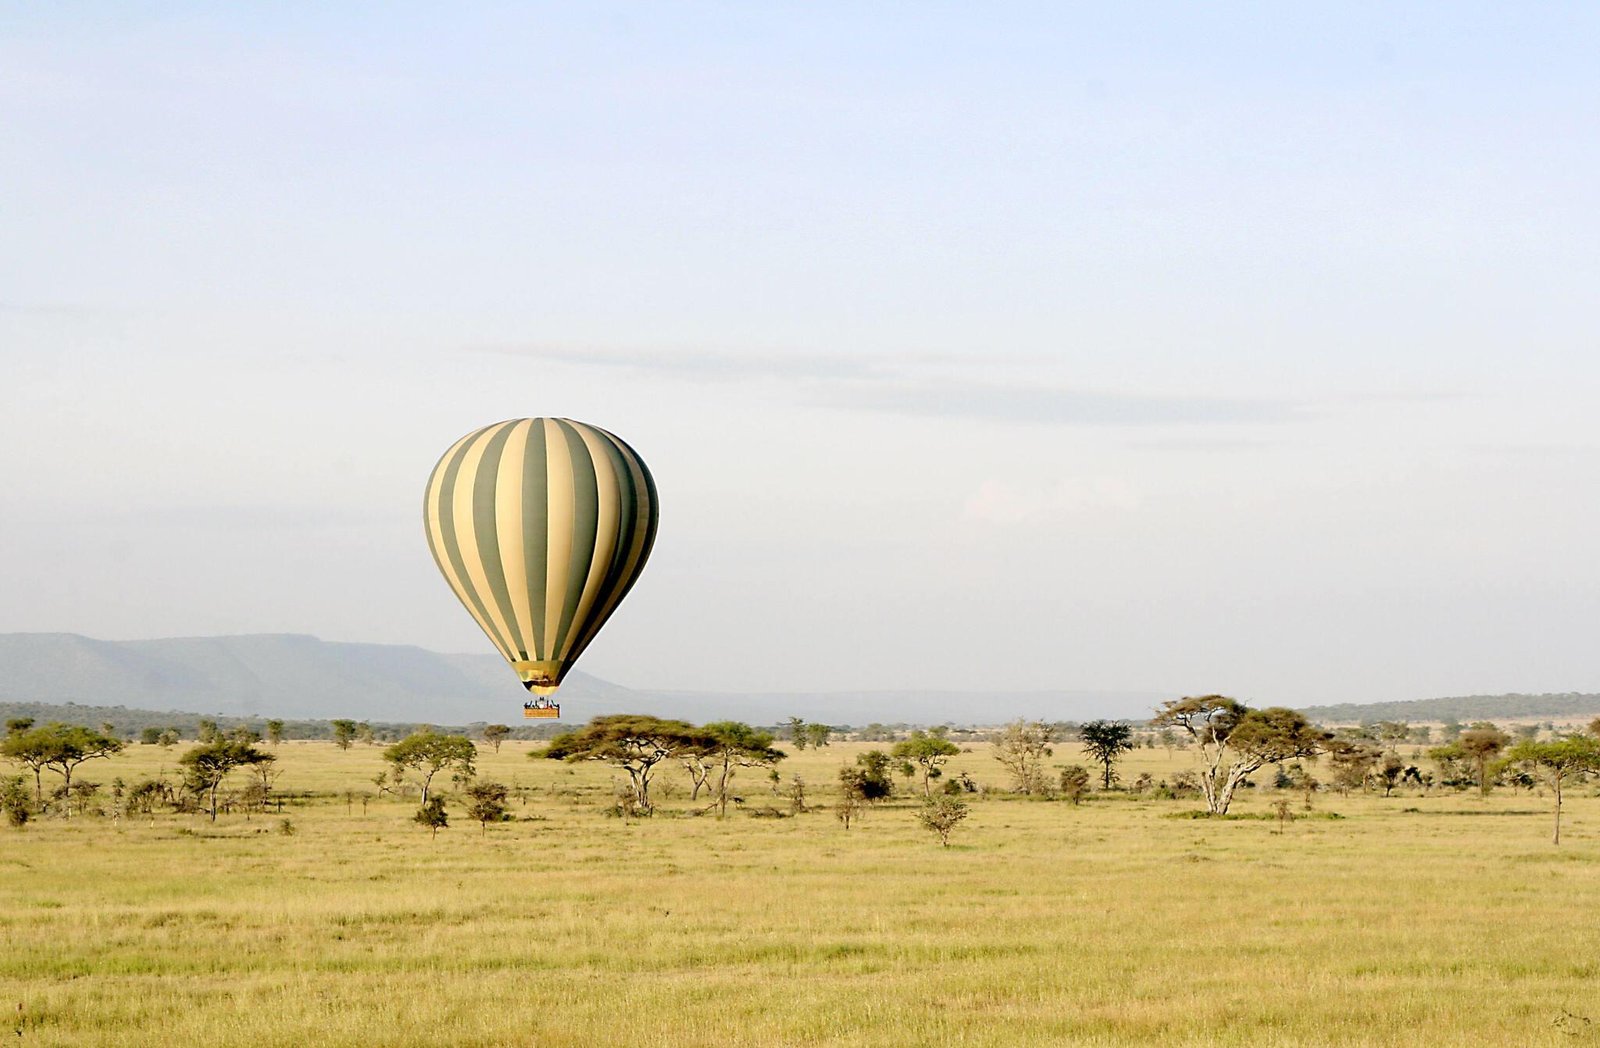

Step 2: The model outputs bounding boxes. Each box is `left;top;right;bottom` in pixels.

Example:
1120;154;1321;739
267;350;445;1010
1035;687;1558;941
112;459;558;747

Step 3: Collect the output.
3;738;1599;1046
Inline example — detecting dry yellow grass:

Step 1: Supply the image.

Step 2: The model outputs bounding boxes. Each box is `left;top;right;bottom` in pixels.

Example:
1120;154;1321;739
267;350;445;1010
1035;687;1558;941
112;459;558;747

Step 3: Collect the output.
2;739;1598;1046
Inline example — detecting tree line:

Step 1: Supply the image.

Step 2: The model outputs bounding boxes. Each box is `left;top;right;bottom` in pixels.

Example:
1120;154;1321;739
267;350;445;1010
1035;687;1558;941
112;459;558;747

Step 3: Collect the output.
6;698;1599;848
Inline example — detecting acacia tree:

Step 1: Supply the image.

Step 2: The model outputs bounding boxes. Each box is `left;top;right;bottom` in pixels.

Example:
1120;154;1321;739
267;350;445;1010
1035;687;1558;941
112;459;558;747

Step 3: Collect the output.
179;738;273;821
1152;696;1328;815
1430;726;1511;797
330;720;359;751
383;731;477;806
2;724;123;814
482;724;512;754
542;715;701;814
991;720;1054;794
1505;736;1600;844
1079;720;1135;789
892;728;960;797
696;721;786;818
265;720;285;746
464;780;510;834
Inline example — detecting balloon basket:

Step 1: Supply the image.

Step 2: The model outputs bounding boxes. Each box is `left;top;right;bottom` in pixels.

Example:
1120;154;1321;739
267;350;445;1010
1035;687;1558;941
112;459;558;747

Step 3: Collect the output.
523;705;561;719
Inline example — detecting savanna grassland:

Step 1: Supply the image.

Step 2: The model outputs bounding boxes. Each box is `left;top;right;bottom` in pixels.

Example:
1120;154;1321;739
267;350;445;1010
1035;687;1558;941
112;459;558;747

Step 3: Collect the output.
3;739;1599;1047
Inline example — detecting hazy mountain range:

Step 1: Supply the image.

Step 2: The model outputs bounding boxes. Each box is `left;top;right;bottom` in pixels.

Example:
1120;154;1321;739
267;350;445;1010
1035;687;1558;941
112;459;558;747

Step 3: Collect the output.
0;633;1170;726
5;633;1596;728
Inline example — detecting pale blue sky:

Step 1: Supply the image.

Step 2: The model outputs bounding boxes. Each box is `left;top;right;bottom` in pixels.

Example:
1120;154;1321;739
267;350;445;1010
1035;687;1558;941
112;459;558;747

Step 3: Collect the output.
4;4;1598;705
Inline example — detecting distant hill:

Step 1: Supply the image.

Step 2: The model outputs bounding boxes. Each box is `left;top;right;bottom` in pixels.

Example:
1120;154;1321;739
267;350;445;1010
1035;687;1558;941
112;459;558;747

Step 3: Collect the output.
0;633;1166;725
1299;692;1600;724
0;633;632;724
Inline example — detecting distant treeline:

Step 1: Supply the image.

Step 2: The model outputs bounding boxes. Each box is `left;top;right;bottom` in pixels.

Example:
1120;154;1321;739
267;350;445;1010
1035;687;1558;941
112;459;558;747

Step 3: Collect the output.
1301;692;1600;724
0;700;569;743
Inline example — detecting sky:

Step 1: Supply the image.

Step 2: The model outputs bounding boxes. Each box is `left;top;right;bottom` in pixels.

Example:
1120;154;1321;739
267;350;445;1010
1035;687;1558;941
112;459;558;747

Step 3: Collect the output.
4;3;1599;706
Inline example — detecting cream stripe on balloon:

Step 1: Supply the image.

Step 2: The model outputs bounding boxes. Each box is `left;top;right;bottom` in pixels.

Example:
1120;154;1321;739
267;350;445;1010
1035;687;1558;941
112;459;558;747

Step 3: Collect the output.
493;419;536;657
541;419;577;657
424;424;492;639
451;424;519;663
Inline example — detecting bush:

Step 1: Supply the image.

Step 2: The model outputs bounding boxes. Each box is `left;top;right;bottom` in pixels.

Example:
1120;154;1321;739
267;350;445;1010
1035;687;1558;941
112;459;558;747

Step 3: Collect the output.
916;796;970;846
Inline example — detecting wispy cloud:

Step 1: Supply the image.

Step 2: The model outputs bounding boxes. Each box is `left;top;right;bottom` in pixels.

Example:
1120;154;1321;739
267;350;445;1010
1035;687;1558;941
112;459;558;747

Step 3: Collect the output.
474;343;1305;427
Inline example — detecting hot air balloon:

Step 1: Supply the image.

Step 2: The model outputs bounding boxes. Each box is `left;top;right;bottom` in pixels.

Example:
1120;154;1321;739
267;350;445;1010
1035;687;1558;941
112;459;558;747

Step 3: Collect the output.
423;418;659;718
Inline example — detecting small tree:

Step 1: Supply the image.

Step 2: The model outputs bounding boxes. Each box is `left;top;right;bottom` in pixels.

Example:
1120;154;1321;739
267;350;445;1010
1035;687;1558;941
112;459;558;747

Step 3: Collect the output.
991;720;1055;794
1152;696;1327;815
1327;738;1381;795
139;727;162;745
482;724;512;754
1059;765;1090;805
1079;721;1135;790
265;720;285;745
356;722;375;746
414;796;448;839
383;731;477;806
1;775;30;828
179;739;273;821
197;719;220;744
804;723;832;749
695;721;786;818
330;720;359;751
464;781;510;834
854;750;895;800
1430;726;1511;798
786;717;809;750
836;768;868;829
892;728;960;797
1506;736;1600;844
916;796;969;847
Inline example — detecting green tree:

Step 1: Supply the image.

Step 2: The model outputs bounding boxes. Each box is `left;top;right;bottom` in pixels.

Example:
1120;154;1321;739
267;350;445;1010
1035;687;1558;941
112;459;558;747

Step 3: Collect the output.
916;796;969;847
356;722;375;746
1;724;123;815
786;717;809;750
1;775;30;828
1430;726;1511;798
197;719;220;743
1059;765;1090;805
804;723;832;748
482;724;512;754
695;721;786;817
1505;736;1600;844
5;718;34;735
835;768;867;829
892;728;960;797
330;719;359;750
464;780;510;834
1079;720;1136;789
1326;736;1381;794
991;720;1054;794
383;731;477;806
139;727;162;745
542;715;700;813
265;720;285;745
179;739;273;821
853;750;895;800
1152;696;1328;815
414;796;448;839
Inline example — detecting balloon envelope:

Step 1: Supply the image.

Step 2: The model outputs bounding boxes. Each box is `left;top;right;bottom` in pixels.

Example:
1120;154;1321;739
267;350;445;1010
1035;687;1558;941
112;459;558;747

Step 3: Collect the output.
424;418;658;696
